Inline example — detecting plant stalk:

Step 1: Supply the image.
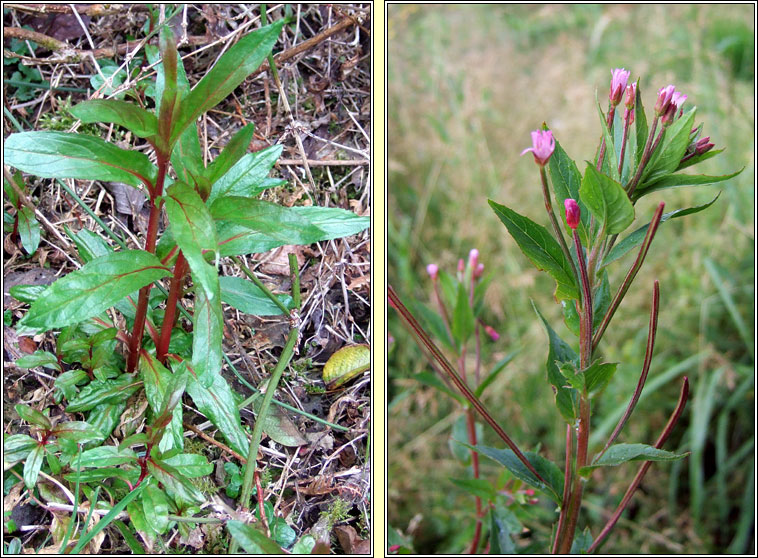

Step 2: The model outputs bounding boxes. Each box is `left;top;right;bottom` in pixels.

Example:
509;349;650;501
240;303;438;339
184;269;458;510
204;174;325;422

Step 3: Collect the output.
156;251;188;363
540;166;578;283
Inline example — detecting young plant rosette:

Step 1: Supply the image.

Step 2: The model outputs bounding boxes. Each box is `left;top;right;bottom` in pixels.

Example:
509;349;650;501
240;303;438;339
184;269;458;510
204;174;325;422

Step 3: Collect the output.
3;20;368;553
390;67;742;554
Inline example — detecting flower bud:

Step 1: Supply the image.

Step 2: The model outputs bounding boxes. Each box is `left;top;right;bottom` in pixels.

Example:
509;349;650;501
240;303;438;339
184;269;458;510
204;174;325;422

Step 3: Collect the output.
484;325;500;341
609;68;630;106
624;82;636;110
564;198;580;230
695;136;714;155
655;84;676;115
474;263;485;279
426;263;439;281
468;248;479;269
520;130;555;167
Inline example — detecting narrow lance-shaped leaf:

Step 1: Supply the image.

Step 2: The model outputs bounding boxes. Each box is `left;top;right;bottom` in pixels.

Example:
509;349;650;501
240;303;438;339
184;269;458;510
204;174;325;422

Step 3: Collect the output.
602;193;721;268
17;206;40;255
489;200;579;301
170;21;284;144
164;181;219;296
579;164;635;235
19;250;170;332
217;205;369;256
157;26;181;153
547;136;591;243
634;167;743;198
4;132;157;189
138;352;184;451
219;276;293;316
23;444;45;489
204;123;256;185
69;100;158;139
579;443;689;476
642;107;696;183
191;279;224;387
227;521;285;554
207;144;282;204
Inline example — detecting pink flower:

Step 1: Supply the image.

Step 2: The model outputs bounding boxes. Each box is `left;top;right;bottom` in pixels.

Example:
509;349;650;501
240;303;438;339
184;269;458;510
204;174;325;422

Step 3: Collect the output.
426;263;439;281
457;258;465;273
655;84;676;115
564;199;581;230
610;68;630;105
484;325;500;341
474;263;485;279
521;130;555;167
468;248;479;269
671;91;687;109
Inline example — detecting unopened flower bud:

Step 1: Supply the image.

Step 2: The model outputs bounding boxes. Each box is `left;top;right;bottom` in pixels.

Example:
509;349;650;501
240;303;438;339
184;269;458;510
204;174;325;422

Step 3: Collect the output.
624;83;636;110
468;248;479;269
457;258;465;276
655;84;676;115
426;263;439;281
474;263;485;278
520;130;555;167
695;136;714;155
609;68;630;106
484;325;500;341
564;199;580;230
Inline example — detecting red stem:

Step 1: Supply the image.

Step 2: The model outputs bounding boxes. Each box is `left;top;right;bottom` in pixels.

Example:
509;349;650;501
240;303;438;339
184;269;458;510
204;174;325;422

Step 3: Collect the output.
466;409;483;554
552;424;574;553
156;251;188;363
587;377;689;553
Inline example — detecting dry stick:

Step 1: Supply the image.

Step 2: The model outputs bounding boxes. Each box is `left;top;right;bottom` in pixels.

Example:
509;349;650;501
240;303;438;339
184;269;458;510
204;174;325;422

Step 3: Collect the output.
592;202;665;352
388;285;548;485
277;158;369;166
588;377;690;554
595;281;660;462
5;3;150;16
183;421;248;464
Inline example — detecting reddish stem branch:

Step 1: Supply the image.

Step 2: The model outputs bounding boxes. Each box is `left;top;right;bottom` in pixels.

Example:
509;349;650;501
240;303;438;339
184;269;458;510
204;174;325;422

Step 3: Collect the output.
156;252;188;363
552;424;574;553
588;377;689;553
388;286;548;485
466;409;483;554
596;281;660;461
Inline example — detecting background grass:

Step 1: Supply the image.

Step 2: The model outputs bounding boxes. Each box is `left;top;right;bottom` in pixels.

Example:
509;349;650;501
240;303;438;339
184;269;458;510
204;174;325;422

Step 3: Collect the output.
387;4;754;554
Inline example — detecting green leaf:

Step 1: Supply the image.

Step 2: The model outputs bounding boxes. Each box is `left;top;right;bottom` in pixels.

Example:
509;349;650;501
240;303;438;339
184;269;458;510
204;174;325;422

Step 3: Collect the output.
592;271;611;330
70;100;158;139
14;404;52;430
207;144;282;204
84;401;127;443
490;504;520;554
186;372;249;456
72;446;138;469
54;369;89;401
322;344;370;389
9;284;47;304
148;458;205;504
217;206;369;256
252;397;307;447
472;444;564;504
448;415;483;465
291;535;316;554
407;300;454;350
675;147;723;171
142;483;170;534
451;282;475;349
558;361;584;391
205;123;257;185
67;227;112;263
162;453;213;478
15;351;61;372
139;352;184;451
191;280;224;387
414;372;464;404
562;299;581;337
579;164;635;235
489;200;579;301
4;132;157;188
157;27;182;150
602;193;722;268
17;206;40;255
579;443;689;476
227;521;285;554
474;351;518;398
3;172;21;206
643;108;696;181
64;467;138;484
171;21;284;144
449;477;495;501
51;421;105;446
164;181;219;296
19;250;169;332
636;168;743;198
210;197;325;244
547;137;590;244
3;434;39;465
533;302;579;423
66;375;141;413
219;276;292;316
570;526;594;554
583;361;618;395
23;444;45;489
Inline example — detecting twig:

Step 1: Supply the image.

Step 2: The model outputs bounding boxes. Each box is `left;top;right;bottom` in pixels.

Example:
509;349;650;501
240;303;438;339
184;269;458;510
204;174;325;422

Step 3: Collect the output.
183;421;248;464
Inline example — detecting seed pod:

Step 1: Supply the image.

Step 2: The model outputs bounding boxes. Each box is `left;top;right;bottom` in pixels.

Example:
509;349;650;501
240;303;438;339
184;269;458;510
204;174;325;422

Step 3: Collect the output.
322;344;370;389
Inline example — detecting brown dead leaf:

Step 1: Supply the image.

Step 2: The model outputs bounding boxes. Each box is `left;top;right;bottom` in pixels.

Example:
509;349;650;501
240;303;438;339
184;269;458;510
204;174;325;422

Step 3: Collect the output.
334;525;370;554
17;336;37;354
259;245;306;275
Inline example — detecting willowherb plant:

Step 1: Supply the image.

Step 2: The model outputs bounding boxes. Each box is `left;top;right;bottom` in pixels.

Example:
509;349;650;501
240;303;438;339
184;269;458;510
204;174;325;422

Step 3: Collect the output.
3;15;368;554
389;68;743;553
